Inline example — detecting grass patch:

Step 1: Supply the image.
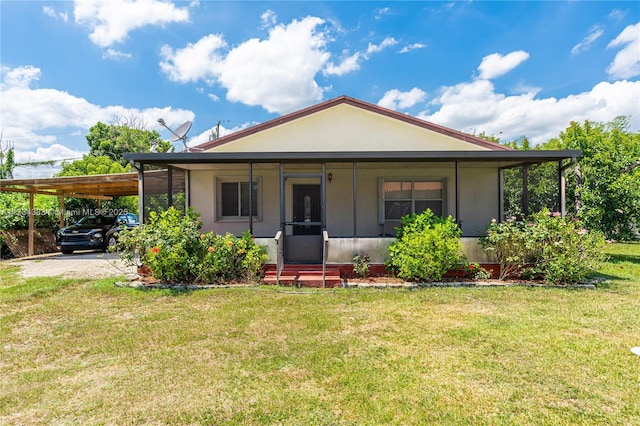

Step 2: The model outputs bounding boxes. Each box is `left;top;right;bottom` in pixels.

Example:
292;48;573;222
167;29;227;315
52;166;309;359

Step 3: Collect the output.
1;244;639;424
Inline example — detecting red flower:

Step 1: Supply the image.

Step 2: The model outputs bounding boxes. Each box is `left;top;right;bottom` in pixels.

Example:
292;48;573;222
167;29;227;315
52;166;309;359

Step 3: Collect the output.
151;246;160;254
468;264;474;270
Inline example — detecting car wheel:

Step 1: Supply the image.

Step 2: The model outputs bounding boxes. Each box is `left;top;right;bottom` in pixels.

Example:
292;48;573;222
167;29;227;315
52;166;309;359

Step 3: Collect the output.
61;249;73;254
107;235;117;251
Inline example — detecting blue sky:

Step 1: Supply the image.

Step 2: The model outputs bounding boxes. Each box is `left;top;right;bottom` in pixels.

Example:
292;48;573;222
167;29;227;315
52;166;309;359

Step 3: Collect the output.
1;1;639;178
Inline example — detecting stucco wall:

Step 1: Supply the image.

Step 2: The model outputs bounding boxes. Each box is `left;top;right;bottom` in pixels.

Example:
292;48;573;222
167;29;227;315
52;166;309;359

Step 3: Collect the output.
459;167;499;236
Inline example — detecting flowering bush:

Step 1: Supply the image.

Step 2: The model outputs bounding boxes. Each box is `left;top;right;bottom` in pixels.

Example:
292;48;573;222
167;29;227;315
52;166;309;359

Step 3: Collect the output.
118;207;267;284
481;209;607;284
466;263;492;280
386;210;464;282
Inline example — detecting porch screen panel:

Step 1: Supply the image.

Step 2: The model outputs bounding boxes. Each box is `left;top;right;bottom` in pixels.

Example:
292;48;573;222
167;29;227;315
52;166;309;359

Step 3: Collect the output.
383;180;444;220
171;168;186;212
414;181;443;216
142;165;168;221
220;180;259;218
221;182;239;216
384;181;412;220
240;182;258;217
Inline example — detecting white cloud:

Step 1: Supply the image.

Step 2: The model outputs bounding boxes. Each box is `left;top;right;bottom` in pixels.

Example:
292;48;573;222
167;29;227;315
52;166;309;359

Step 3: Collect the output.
260;9;277;28
608;9;627;21
477;51;530;80
207;93;220;102
0;65;195;177
73;0;190;48
221;17;330;114
324;51;361;76
399;43;427;54
419;79;640;144
103;49;132;60
324;37;397;76
606;22;640;79
0;65;41;90
159;34;227;84
377;88;427;110
43;6;69;22
571;25;604;55
375;7;391;21
160;16;331;114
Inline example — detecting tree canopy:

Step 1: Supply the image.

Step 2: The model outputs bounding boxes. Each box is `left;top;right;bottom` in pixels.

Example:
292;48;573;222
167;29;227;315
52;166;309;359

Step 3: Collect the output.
86;120;172;166
481;117;640;240
550;118;640;240
56;155;131;177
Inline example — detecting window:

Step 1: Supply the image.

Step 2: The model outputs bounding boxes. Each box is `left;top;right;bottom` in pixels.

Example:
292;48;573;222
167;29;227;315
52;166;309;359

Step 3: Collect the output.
381;179;444;223
217;178;260;220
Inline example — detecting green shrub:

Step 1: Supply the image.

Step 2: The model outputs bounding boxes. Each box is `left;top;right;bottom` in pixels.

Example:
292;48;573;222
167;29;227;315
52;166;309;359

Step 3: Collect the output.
481;210;607;284
479;217;537;280
352;253;370;278
118;207;267;284
386;210;464;282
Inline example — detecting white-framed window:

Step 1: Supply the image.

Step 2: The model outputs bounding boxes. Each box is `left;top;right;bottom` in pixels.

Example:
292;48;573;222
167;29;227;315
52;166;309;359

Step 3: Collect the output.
379;178;445;225
216;177;261;221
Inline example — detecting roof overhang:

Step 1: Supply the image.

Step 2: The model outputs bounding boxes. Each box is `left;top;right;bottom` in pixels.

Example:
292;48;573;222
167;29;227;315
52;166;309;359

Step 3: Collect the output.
0;172;139;200
125;150;581;168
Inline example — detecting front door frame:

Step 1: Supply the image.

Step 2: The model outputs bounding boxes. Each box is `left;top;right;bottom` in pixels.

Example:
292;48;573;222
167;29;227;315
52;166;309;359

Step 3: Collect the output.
279;163;327;263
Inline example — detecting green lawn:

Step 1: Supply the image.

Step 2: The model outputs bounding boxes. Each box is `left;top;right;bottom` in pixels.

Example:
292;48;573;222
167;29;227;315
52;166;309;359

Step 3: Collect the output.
1;243;639;425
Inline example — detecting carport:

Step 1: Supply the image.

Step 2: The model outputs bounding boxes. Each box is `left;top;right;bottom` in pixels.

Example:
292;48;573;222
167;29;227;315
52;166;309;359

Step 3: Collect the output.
0;172;139;256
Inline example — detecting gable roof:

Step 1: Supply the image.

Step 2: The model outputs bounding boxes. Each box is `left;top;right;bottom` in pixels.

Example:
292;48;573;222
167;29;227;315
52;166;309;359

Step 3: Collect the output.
194;95;512;152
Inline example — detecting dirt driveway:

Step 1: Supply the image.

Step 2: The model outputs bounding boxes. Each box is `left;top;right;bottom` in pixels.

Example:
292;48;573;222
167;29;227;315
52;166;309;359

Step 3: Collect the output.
6;251;136;279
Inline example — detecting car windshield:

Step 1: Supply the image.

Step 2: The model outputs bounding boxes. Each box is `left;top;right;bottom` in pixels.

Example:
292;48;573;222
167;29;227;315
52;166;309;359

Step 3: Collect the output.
76;215;116;226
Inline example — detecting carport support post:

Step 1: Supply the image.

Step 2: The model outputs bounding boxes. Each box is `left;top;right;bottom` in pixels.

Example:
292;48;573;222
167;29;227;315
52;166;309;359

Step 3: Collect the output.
28;192;34;257
59;196;65;229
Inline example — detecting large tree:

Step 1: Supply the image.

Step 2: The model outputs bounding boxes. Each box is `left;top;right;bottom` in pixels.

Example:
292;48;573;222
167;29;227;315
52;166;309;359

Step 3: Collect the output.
478;118;640;240
86;117;172;166
550;117;640;240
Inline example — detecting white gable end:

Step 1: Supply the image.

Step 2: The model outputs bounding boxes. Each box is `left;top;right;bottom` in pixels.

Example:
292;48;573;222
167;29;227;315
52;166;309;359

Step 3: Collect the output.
206;104;491;153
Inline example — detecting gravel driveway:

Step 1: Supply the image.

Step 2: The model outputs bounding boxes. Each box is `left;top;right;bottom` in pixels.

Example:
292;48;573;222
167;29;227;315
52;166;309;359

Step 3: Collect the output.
7;251;136;279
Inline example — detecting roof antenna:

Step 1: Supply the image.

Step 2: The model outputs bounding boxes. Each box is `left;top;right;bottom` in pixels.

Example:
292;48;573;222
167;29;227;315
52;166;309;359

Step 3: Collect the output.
157;118;192;152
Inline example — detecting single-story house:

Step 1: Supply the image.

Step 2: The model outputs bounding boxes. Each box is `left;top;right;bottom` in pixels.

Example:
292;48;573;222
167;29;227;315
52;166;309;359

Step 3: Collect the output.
124;96;580;281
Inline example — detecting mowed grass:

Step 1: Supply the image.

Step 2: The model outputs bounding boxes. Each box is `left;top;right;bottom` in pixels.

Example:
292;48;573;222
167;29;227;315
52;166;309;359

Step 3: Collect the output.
1;244;639;425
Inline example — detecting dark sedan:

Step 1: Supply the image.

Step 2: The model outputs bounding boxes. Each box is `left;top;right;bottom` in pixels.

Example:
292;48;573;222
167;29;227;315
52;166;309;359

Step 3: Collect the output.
56;213;138;254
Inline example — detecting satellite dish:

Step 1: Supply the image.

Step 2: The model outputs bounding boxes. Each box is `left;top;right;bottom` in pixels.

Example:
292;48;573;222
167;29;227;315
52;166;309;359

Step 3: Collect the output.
170;121;192;142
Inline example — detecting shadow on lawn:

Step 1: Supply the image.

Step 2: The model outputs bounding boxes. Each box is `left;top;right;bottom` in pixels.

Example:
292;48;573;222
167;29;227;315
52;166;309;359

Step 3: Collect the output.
606;253;640;265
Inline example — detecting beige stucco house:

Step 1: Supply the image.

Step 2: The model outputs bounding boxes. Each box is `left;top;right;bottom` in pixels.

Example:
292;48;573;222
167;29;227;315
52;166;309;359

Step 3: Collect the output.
125;96;579;274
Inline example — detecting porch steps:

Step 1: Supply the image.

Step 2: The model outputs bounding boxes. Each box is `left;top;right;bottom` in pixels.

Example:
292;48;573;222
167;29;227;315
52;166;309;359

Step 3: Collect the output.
263;265;342;288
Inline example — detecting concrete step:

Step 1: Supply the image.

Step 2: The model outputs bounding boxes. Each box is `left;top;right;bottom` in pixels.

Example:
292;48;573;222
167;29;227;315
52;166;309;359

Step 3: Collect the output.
263;265;341;288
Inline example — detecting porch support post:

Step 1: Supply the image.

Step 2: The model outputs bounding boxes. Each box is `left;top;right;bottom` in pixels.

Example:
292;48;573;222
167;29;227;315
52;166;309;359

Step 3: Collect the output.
352;162;357;237
455;161;461;228
321;163;326;228
279;163;285;229
522;165;529;217
28;192;34;257
498;168;504;222
167;166;173;208
558;160;565;217
59;195;65;229
248;162;253;234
